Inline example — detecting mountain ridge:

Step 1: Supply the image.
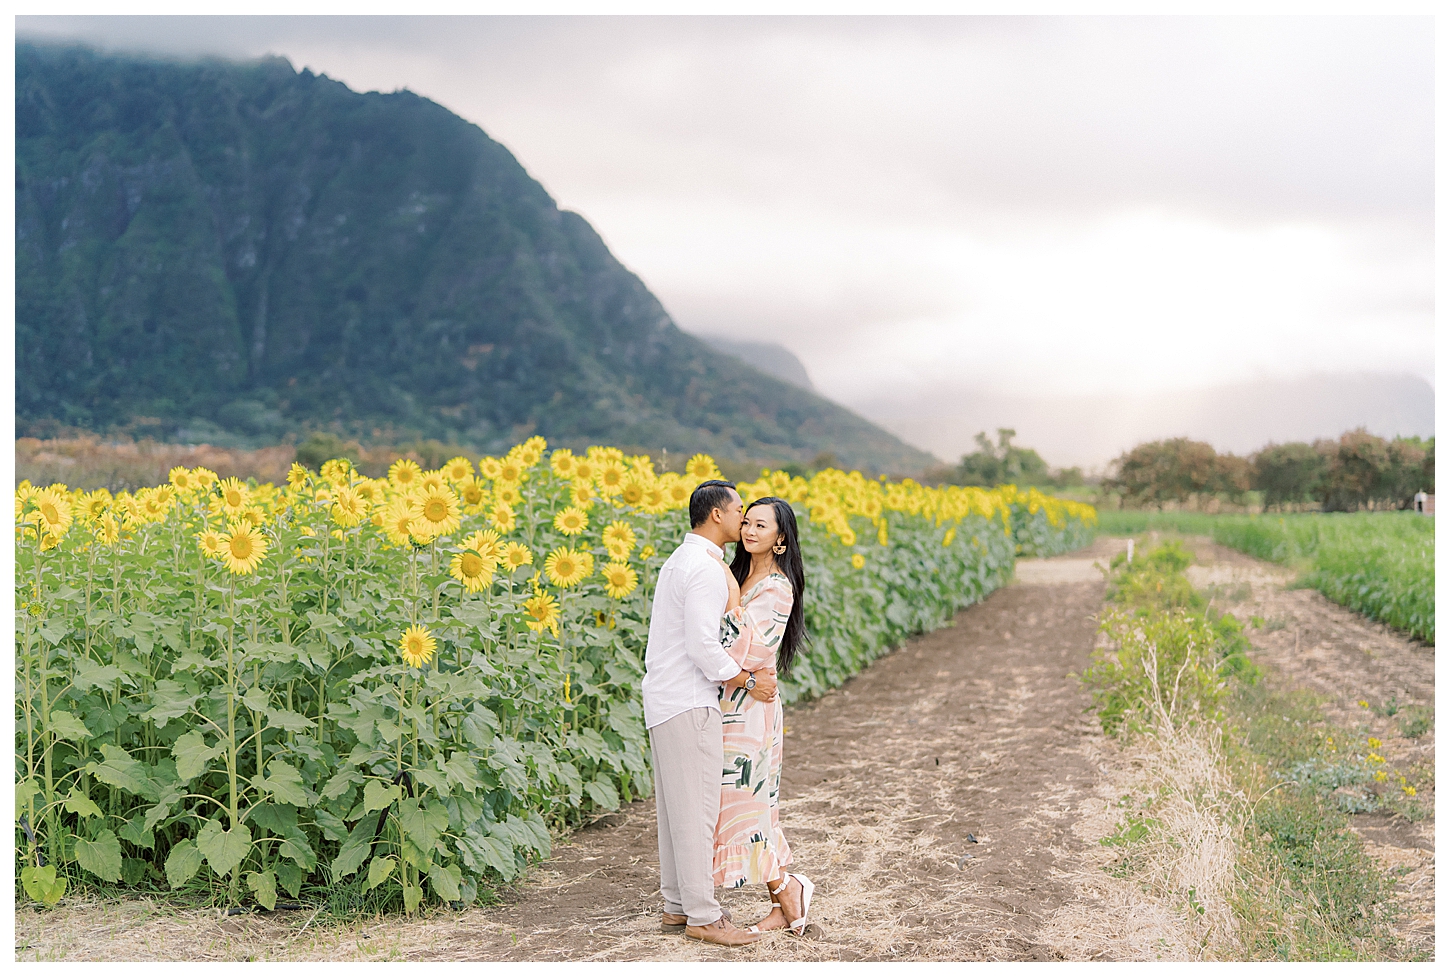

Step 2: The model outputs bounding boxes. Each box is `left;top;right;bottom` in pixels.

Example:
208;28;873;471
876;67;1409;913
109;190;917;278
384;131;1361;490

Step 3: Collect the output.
15;42;935;474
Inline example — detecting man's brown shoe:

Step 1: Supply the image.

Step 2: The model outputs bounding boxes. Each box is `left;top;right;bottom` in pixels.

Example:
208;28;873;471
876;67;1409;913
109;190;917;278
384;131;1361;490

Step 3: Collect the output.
685;916;761;946
664;908;729;933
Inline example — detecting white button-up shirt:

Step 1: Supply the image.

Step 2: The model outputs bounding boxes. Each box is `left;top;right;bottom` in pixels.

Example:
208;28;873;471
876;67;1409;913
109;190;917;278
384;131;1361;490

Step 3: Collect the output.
642;532;743;729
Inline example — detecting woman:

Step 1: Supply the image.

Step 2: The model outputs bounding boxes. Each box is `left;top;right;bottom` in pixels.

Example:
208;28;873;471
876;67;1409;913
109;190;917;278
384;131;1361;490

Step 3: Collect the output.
713;496;816;936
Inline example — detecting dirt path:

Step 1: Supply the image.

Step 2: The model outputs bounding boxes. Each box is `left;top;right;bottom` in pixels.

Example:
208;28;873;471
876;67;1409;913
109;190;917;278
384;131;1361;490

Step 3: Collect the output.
15;534;1433;960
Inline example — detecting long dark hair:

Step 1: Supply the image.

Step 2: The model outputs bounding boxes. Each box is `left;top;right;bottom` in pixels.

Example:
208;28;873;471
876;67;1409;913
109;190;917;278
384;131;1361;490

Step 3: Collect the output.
728;496;808;676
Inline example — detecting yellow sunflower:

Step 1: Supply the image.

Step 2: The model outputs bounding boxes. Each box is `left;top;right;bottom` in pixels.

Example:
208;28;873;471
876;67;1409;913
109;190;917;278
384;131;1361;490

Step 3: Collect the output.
81;489;112;522
236;506;265;528
544;547;592;588
31;488;73;538
320;458;352;484
192;467;219;492
685;453;721;481
553;506;588;536
138;488;172;522
169;467;198;493
662;476;692;509
410;487;462;538
497;458;525;484
523;591;561;635
942;527;956;547
601;561;639;599
640;545;656;560
595;461;627;497
458;476;489;512
331;486;369;527
490;501;516;533
95;513;122;547
602;521;636;555
222;524;268;575
354;479;385;506
621;477;653;508
443;456;475;483
14;493;32;528
464;528;503;564
286;462;310;490
550;449;577;479
571;458;597;484
478;456;503;480
570;480;596;510
502;541;533;572
399;625;437;668
218;477;251;516
641;484;668;514
450;549;495;593
381;497;418;546
197;527;226;558
518;435;548;466
493;481;522;507
418;470;448;494
388;458;423;492
851;553;866;569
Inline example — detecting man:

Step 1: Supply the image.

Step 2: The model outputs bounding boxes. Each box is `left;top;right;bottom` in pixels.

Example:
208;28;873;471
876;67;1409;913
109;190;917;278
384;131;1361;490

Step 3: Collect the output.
643;478;778;947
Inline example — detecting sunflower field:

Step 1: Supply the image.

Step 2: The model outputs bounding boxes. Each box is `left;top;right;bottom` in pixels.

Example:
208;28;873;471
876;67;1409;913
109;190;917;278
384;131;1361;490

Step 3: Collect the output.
14;439;1096;913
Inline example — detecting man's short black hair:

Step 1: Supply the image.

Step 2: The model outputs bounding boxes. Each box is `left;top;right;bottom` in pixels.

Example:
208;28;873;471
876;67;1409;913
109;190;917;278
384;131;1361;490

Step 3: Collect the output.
689;479;739;528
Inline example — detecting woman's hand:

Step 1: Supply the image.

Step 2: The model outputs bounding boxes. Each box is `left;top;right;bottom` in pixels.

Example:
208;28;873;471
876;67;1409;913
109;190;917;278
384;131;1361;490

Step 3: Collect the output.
721;558;741;611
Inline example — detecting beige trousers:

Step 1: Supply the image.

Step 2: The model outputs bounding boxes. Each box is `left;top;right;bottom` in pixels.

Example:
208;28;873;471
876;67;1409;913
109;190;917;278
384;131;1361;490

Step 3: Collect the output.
649;707;723;926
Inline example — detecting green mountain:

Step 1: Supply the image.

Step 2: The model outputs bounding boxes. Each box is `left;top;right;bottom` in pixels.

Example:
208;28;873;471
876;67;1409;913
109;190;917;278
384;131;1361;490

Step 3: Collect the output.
15;42;935;474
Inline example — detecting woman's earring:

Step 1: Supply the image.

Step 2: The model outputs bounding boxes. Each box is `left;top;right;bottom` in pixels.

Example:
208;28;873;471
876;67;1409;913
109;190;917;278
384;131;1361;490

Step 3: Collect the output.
773;539;787;555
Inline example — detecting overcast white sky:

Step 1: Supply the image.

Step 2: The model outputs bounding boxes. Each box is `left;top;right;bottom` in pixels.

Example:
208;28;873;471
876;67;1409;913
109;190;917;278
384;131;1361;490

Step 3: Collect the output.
16;14;1436;460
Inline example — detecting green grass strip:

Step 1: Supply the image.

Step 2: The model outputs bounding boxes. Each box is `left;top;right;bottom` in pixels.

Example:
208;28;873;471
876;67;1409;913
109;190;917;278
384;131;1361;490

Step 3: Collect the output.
1094;511;1434;644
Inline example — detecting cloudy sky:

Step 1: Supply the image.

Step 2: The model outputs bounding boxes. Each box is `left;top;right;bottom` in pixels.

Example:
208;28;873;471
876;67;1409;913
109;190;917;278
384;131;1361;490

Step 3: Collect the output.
16;15;1435;464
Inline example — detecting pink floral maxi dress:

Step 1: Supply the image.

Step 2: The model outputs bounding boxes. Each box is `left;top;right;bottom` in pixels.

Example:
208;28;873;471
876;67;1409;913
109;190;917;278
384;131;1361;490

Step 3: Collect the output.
712;572;794;888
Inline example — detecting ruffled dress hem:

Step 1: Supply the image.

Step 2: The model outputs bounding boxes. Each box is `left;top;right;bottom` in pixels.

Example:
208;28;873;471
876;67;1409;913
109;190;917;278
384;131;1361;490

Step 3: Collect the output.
712;833;793;889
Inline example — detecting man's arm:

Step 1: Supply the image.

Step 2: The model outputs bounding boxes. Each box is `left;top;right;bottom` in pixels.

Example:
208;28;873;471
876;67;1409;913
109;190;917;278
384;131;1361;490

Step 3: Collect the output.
681;560;746;683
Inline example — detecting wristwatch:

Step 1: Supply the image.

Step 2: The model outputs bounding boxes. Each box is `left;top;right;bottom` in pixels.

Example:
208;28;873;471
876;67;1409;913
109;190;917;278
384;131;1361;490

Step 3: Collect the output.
744;671;757;691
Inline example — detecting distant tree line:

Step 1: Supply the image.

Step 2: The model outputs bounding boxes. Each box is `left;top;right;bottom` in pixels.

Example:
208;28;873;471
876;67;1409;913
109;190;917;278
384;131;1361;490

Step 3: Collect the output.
928;429;1085;490
1106;429;1434;511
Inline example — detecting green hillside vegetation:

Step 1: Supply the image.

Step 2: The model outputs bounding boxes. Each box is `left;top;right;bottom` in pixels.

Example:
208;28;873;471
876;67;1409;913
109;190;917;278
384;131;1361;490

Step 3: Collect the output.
15;43;934;474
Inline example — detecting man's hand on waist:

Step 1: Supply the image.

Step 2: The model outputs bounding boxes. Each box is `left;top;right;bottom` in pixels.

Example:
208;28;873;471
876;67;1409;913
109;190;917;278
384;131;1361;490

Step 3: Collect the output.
724;667;778;702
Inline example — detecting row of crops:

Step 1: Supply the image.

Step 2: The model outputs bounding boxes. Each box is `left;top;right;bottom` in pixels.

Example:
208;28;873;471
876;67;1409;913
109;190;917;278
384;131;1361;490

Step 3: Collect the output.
15;440;1096;912
1095;510;1434;644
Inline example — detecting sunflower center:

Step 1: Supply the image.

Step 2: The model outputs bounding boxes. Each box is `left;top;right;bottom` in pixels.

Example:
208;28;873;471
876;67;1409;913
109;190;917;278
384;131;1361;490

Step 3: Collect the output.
40;503;58;523
230;535;253;559
424;500;448;521
461;553;484;576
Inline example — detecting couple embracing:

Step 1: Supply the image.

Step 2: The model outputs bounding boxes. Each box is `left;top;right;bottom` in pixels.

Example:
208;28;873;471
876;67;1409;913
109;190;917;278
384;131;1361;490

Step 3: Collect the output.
642;479;817;947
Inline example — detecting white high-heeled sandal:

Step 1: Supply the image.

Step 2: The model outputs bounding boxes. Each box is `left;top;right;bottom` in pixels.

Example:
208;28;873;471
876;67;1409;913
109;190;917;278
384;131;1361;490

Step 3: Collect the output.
750;874;815;935
783;873;815;935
